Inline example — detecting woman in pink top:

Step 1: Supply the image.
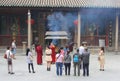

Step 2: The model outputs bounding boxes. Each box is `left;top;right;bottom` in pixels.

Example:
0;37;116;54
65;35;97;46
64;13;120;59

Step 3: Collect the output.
59;47;65;56
56;49;64;76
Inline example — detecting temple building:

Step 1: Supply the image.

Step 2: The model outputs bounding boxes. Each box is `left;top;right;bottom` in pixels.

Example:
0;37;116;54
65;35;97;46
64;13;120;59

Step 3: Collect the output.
0;0;120;50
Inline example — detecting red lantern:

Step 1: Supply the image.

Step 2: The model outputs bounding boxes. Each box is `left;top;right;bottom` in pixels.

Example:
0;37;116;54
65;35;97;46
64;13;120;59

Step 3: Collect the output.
74;19;78;26
26;19;35;25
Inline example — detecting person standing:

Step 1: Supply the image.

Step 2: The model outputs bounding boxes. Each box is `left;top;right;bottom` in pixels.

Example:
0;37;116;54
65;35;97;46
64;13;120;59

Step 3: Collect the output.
36;44;43;65
11;39;16;59
98;47;105;71
79;44;85;69
45;46;52;71
73;49;81;76
60;47;65;56
68;42;74;52
6;46;14;74
63;45;69;55
64;51;71;75
50;43;56;64
56;49;64;76
79;43;85;55
82;48;90;76
26;48;35;73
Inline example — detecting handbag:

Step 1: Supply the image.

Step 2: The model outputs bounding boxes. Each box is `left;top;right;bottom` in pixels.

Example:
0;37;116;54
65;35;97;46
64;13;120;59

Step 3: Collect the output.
29;55;33;61
7;52;12;65
8;58;12;64
4;54;7;59
98;57;100;61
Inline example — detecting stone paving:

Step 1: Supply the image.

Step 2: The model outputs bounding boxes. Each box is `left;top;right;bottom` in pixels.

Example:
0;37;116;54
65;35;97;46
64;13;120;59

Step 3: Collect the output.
0;51;120;81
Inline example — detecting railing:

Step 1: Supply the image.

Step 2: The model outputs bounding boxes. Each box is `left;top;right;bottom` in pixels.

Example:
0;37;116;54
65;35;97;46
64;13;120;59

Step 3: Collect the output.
81;35;107;46
0;35;107;46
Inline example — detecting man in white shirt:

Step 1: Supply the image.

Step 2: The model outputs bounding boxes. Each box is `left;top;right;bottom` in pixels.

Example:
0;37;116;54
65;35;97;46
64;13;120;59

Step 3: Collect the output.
79;44;84;55
79;44;85;69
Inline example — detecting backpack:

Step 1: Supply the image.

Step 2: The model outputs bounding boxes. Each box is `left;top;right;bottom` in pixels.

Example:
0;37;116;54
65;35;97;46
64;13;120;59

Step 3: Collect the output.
73;54;79;62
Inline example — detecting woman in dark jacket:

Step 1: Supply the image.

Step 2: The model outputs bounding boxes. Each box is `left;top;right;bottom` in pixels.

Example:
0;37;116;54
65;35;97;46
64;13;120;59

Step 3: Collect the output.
64;51;71;75
82;48;90;76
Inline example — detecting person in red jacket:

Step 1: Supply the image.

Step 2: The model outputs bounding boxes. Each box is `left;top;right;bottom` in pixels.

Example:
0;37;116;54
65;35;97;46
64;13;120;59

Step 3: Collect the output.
50;43;56;64
36;44;43;65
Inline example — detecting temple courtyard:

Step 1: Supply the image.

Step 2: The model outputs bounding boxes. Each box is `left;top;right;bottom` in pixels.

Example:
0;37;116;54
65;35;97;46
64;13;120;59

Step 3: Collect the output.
0;51;120;81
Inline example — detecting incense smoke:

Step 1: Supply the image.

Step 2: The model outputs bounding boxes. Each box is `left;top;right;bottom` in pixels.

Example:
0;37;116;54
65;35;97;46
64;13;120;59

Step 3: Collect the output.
47;9;116;45
47;12;77;45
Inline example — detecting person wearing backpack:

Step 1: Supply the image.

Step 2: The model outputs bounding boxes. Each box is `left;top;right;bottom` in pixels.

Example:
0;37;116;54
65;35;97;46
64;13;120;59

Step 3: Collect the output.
73;49;81;76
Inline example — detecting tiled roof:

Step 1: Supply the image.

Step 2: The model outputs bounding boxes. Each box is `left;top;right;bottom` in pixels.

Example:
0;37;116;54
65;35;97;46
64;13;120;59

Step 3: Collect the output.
0;0;120;8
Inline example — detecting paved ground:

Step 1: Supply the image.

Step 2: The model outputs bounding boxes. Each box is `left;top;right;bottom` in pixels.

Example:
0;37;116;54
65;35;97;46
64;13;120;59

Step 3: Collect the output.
0;51;120;81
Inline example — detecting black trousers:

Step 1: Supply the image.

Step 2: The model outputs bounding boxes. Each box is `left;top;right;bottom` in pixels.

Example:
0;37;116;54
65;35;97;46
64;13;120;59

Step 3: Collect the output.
64;63;71;75
83;63;89;76
28;63;35;72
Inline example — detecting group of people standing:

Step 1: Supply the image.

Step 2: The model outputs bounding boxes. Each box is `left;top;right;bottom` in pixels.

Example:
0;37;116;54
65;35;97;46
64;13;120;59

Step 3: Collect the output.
63;44;90;76
4;40;105;76
25;42;56;73
44;43;91;76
